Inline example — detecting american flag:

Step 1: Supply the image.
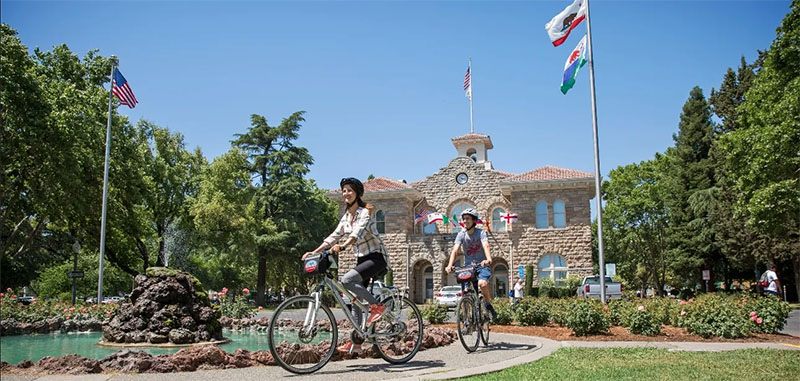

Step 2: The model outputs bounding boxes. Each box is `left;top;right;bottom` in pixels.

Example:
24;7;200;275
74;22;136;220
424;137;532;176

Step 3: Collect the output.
414;209;431;224
112;68;138;108
464;66;471;100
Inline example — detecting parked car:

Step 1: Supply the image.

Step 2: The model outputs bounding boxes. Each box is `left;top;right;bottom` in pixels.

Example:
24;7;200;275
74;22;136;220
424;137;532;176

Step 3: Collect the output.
17;296;36;305
576;276;623;300
102;296;124;304
434;286;463;308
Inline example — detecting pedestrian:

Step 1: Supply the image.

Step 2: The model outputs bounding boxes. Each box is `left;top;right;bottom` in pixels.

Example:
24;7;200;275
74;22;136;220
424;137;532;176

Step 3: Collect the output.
763;264;782;298
514;278;524;304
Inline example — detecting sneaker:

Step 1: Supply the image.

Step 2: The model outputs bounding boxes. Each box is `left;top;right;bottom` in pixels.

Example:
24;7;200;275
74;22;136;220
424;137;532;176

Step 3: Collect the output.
366;303;387;324
337;341;362;354
485;302;497;321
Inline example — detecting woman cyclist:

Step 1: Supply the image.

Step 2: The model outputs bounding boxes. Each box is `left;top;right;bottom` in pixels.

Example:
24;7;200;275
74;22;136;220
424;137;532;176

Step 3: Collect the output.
303;177;389;353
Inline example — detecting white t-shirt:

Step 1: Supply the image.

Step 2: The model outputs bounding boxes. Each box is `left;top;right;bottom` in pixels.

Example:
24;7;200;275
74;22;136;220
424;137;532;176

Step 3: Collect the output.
766;270;779;292
514;282;524;298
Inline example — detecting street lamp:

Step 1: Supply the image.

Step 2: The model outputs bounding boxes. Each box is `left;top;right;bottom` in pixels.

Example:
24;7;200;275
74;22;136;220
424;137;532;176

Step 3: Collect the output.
71;240;81;304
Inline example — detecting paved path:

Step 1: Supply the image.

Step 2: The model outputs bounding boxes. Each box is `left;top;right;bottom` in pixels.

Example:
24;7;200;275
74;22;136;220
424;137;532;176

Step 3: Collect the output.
779;308;800;337
1;333;553;381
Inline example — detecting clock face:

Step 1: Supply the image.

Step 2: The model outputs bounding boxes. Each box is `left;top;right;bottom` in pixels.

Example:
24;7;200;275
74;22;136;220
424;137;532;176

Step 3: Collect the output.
456;173;468;185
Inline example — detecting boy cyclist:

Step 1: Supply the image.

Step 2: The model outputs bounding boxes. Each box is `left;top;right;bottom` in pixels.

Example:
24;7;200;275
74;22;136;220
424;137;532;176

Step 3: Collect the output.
445;208;497;321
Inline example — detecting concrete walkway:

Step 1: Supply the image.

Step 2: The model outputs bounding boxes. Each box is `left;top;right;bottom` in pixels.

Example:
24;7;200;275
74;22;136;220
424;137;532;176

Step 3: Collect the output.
3;331;798;381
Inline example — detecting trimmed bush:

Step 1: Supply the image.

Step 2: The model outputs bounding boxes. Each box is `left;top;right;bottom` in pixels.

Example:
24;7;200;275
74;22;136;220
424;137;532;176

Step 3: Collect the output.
607;298;633;326
420;300;448;324
627;305;661;336
546;298;570;326
514;298;550;326
679;294;751;338
745;294;792;334
565;298;609;336
492;299;514;325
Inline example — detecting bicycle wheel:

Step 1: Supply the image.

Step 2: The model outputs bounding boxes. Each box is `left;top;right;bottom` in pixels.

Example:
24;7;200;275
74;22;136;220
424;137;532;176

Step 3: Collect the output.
479;300;490;346
268;295;338;374
372;296;423;364
456;295;479;352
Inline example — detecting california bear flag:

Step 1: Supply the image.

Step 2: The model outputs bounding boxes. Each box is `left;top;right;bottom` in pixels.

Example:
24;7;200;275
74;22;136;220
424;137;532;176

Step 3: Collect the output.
561;35;587;94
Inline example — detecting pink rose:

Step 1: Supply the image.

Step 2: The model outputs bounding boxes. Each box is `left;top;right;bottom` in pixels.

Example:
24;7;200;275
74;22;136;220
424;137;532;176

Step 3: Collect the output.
6;288;11;292
680;300;686;306
106;311;112;316
742;298;747;303
63;308;68;312
757;318;763;324
258;306;263;311
751;315;757;321
750;311;757;317
680;310;686;316
637;305;645;312
243;288;250;295
0;293;4;298
82;308;86;313
11;295;16;299
221;287;229;294
69;307;75;312
66;314;71;319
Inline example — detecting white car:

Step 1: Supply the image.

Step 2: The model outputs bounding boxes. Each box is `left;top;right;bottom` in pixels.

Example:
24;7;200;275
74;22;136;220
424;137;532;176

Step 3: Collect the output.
434;286;463;308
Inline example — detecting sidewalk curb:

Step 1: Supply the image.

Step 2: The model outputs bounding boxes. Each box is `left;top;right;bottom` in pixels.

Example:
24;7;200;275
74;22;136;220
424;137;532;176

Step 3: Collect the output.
389;337;561;381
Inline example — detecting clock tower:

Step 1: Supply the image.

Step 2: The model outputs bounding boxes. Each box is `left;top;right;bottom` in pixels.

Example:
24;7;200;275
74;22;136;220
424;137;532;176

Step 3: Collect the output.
451;132;494;170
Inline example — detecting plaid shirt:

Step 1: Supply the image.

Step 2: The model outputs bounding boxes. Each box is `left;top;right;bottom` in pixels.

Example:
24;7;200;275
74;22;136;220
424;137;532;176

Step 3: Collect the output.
324;207;388;260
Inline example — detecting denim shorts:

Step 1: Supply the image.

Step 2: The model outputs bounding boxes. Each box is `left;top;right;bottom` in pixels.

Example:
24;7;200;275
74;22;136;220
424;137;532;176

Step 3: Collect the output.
476;265;491;281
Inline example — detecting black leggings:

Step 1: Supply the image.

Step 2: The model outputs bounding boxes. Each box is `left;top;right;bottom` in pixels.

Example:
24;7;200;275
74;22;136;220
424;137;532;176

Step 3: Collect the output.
342;252;387;305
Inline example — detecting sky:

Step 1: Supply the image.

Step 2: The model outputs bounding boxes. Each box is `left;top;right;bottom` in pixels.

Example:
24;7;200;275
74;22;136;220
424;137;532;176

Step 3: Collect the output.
2;0;791;199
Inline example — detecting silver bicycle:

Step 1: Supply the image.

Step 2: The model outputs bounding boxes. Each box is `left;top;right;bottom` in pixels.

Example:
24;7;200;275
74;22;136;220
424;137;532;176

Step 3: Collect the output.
268;250;423;374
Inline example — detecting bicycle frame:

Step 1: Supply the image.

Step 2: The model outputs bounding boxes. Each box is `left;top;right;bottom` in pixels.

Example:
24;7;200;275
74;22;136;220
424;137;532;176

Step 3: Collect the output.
304;273;403;341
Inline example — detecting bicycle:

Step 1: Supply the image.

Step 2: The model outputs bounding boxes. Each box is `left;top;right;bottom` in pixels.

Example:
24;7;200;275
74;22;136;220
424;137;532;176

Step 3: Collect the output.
268;250;424;374
453;263;491;352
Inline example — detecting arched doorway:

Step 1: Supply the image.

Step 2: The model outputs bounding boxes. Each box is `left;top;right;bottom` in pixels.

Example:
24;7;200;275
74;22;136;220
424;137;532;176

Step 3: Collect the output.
443;255;465;286
412;259;434;304
490;260;509;299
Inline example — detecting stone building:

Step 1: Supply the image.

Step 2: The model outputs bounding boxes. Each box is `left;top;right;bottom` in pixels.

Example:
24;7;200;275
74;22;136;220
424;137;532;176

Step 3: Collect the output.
328;133;595;304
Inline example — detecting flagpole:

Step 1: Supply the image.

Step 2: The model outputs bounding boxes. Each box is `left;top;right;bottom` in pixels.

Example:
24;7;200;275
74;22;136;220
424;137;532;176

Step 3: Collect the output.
584;0;607;303
468;57;474;134
98;55;117;304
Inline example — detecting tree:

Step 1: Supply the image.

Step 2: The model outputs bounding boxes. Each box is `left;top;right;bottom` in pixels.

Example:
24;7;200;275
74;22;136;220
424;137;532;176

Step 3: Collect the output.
602;155;674;295
138;121;205;267
718;0;800;298
665;87;716;286
231;112;336;306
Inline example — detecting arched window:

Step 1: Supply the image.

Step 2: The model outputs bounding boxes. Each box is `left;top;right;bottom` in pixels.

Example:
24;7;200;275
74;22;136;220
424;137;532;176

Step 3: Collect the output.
376;210;386;234
553;201;566;228
466;148;477;162
492;207;507;232
536;201;548;229
422;220;437;234
538;254;568;286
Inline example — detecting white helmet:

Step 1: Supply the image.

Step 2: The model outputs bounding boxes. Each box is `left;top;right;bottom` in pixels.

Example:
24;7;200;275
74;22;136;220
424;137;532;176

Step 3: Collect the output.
461;208;479;219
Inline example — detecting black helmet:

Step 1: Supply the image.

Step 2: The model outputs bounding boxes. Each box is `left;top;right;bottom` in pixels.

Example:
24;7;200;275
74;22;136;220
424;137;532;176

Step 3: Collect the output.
340;177;364;198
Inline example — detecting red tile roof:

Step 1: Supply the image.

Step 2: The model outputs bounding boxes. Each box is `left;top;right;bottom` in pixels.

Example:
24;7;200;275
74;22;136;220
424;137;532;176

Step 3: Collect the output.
451;133;493;148
504;165;593;183
364;177;413;192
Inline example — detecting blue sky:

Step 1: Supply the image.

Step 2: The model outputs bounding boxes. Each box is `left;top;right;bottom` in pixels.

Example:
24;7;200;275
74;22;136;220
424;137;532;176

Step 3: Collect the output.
2;1;791;197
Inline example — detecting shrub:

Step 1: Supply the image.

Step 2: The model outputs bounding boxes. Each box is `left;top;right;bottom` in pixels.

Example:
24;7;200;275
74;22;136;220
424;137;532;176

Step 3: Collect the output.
220;297;256;319
565;298;609;336
645;297;680;326
607;298;633;326
0;291;119;323
546;298;570;326
514;298;550;326
539;277;557;298
420;300;448;324
492;299;514;325
746;294;792;334
627;305;661;336
679;294;751;338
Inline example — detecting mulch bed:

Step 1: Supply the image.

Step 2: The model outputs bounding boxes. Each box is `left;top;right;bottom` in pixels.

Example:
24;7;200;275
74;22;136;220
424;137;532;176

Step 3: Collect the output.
433;322;800;346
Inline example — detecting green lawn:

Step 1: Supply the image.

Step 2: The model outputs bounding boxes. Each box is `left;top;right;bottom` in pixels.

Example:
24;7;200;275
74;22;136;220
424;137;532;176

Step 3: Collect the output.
460;348;800;381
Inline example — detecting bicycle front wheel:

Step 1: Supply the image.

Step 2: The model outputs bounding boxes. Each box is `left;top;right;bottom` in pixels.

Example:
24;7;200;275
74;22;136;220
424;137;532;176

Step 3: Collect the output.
268;295;338;374
456;296;479;352
373;296;423;364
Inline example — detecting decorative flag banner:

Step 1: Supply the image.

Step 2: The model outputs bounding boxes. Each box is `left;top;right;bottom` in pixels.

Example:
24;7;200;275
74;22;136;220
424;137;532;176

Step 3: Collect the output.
561;35;587;94
464;66;472;100
544;0;587;47
427;213;443;224
500;212;519;223
112;69;138;108
415;209;431;224
452;214;462;228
